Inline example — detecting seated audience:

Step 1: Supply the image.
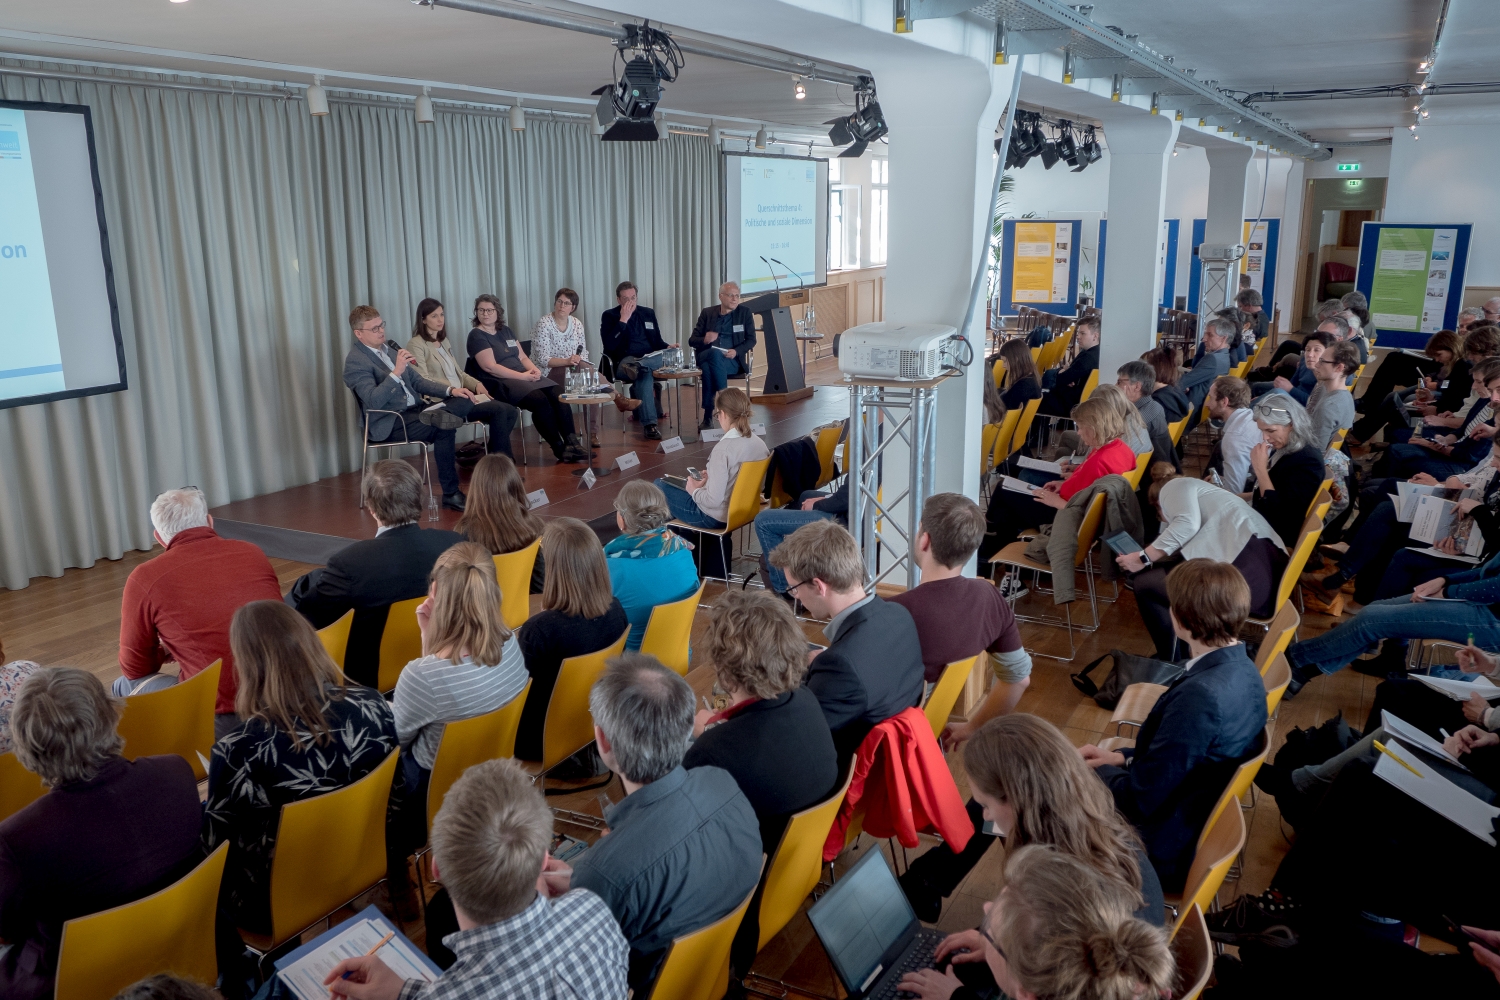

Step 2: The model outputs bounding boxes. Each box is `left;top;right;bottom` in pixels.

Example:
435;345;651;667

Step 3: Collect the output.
1237;286;1269;342
1351;327;1456;428
767;520;925;762
899;846;1174;1000
1038;316;1100;416
569;654;761;992
979;396;1135;564
456;453;546;594
0;668;202;1000
205;601;397;931
1115;360;1176;470
1178;315;1235;417
753;478;849;595
1092;383;1153;461
404;297;518;457
513;518;627;763
1143;346;1191;423
1118;475;1286;660
327;759;628;1000
1195;308;1253;365
529;287;591;385
997;338;1042;410
1080;559;1267;889
1246;394;1325;552
900;713;1165;928
1250;330;1328;404
1305;340;1359;451
604;481;699;650
345;304;472;511
287;461;464;689
465;294;587;463
0;639;39;753
599;281;668;440
689;282;755;429
1205;376;1259;493
654;386;770;529
1342;289;1372;351
1375;328;1500;480
983;371;1007;424
113;487;281;739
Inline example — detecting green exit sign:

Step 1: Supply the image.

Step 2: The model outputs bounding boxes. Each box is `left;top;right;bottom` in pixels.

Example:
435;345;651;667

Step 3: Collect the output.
1337;163;1361;172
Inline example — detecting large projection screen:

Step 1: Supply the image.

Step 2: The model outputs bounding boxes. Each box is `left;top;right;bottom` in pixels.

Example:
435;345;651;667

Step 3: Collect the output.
0;100;125;410
722;152;829;297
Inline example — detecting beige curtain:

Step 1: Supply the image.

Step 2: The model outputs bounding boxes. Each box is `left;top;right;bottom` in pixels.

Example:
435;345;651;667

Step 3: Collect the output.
0;62;722;590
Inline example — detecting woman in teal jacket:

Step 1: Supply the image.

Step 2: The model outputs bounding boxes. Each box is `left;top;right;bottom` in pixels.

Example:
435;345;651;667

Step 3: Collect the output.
606;480;700;650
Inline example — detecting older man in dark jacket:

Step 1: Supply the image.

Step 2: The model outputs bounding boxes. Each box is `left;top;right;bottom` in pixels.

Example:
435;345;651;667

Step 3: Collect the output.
689;281;756;429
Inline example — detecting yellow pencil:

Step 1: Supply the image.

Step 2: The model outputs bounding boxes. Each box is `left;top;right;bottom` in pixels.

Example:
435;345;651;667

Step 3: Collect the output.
1373;740;1423;779
365;931;396;957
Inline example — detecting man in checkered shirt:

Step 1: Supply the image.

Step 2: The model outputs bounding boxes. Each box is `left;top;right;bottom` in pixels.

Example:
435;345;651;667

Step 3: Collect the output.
325;758;627;1000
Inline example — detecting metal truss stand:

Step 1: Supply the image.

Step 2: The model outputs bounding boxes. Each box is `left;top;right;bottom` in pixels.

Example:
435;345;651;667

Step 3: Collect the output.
846;374;951;590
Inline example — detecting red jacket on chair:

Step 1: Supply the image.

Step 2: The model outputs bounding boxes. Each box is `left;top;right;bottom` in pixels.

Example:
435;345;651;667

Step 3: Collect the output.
823;707;973;862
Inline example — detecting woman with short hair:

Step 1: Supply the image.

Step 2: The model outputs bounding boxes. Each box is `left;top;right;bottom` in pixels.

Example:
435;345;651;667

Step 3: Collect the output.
654;387;770;529
0;668;202;1000
204;601;397;931
457;453;547;593
605;481;699;650
466;294;587;463
529;288;589;383
1247;394;1326;550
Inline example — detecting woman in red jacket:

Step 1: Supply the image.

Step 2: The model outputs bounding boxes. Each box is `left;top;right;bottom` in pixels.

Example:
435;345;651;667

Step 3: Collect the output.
979;395;1136;564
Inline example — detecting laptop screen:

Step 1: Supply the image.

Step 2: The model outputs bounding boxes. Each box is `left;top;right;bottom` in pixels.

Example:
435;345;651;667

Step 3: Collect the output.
807;849;918;994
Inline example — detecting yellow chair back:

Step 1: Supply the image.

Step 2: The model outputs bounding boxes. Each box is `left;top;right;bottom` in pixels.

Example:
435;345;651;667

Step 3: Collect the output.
647;862;764;1000
1307;479;1335;519
1080;368;1100;402
758;771;853;951
1273;510;1326;611
768;467;793;510
494;539;542;630
1172;792;1246;937
814;426;842;487
116;661;222;781
1029;345;1043;368
924;656;978;739
378;596;426;693
1172;904;1213;998
981;423;1000;477
1075;493;1108;568
1198;728;1269;850
1329;426;1350;451
725;457;772;533
258;748;401;949
1122;451;1152;491
317;610;354;670
0;751;46;822
1263;654;1292;716
55;843;230;1000
992;408;1022;468
1167;415;1190;446
1254;602;1300;675
1009;398;1043;459
542;629;630;773
640;582;706;676
992;357;1005;387
426;682;531;832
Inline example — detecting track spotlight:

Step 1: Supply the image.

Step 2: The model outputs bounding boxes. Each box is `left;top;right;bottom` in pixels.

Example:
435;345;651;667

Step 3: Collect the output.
825;75;887;157
415;86;434;124
509;98;525;131
709;120;720;145
592;21;683;141
793;77;806;100
306;75;329;117
1175;109;1183;121
1070;127;1102;172
755;126;767;149
655;111;668;140
1055;121;1078;166
1039;139;1060;169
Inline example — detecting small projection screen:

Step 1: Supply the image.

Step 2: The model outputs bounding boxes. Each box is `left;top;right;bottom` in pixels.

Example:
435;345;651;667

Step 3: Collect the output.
722;152;829;297
0;100;125;410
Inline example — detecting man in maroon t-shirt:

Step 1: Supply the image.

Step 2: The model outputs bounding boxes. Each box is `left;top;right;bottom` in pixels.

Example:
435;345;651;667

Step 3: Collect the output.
888;493;1032;748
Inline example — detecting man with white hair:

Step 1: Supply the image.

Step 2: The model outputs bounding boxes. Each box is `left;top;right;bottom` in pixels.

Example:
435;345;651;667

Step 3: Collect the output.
689;281;756;429
114;488;281;737
1483;297;1500;324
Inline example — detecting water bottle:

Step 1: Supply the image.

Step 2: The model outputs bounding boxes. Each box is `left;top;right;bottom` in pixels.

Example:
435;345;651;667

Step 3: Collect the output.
427;493;440;521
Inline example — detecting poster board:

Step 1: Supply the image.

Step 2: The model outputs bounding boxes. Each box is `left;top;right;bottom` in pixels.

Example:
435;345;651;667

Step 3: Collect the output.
998;219;1082;316
1355;223;1472;350
1188;218;1279;318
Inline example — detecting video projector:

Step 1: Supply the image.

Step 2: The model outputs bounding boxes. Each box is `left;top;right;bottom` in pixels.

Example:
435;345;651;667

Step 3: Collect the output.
1198;243;1246;263
838;323;958;381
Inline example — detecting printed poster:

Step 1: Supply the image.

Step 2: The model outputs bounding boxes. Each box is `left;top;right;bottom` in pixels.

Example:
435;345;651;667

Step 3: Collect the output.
1240;221;1271;292
1012;221;1072;303
1370;227;1456;334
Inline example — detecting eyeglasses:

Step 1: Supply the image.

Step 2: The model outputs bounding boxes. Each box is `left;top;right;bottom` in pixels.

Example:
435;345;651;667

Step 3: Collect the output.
361;321;387;333
978;922;1005;961
785;578;814;598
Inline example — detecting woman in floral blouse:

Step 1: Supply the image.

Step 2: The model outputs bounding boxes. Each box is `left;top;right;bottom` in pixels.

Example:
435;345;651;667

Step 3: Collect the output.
0;638;40;754
203;600;398;931
529;287;590;383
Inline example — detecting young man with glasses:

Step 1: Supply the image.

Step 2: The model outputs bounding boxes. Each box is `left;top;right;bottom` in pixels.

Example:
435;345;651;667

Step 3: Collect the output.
1305;339;1359;452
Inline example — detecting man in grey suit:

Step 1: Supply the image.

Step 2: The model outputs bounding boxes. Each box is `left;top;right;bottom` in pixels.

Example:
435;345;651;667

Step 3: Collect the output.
345;304;470;511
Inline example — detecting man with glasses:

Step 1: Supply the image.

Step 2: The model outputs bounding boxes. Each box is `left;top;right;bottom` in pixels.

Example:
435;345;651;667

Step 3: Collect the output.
344;304;471;511
689;282;755;430
600;281;670;442
1305;340;1359;452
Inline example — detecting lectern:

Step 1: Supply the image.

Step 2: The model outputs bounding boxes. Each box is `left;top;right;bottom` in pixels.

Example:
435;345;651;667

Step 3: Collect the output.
742;288;815;403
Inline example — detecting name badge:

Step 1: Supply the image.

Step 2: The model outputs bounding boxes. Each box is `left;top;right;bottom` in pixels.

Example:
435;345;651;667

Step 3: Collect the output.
1441;380;1451;389
659;435;685;454
526;489;549;509
732;324;744;333
751;422;767;436
616;450;641;471
507;340;518;348
701;428;725;442
645;322;655;330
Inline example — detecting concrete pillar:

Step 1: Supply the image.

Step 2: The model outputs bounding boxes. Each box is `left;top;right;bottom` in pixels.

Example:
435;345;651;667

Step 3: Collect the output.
1202;146;1255;313
1098;114;1180;379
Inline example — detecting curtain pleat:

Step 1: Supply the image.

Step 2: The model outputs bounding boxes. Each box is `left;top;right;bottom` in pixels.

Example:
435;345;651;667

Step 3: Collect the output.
0;64;722;589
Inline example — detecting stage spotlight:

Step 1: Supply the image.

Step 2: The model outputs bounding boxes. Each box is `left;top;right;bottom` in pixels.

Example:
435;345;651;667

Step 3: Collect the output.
709;120;720;145
306;76;329;117
1039;138;1060;170
825;76;888;157
755;126;767;149
1070;128;1102;172
509;99;525;131
415;87;434;125
1054;121;1078;166
591;21;683;142
794;77;807;100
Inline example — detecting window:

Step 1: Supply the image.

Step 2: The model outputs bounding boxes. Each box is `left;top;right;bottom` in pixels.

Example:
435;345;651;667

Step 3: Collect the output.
870;159;889;265
830;185;861;271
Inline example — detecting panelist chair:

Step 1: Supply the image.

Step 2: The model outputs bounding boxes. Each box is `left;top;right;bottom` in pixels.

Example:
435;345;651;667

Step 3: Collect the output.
350;389;434;512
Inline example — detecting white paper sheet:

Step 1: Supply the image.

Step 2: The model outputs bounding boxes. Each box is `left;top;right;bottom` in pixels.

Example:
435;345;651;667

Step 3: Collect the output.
278;919;437;1000
1001;475;1039;495
1374;739;1499;846
1016;456;1062;474
1380;710;1468;770
1411;674;1500;701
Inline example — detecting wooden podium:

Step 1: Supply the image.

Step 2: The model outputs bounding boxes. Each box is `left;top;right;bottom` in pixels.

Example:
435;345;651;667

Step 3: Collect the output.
743;288;814;404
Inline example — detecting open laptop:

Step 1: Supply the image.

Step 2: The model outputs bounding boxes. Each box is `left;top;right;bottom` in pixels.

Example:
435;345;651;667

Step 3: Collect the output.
807;847;947;1000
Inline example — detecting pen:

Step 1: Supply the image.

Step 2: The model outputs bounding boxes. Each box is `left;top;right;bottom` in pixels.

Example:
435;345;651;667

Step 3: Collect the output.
1442;728;1451;739
1373;740;1423;778
341;930;396;980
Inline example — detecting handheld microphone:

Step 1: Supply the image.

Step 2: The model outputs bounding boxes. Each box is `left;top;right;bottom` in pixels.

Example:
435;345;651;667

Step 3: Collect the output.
385;339;405;356
769;257;804;290
759;256;781;293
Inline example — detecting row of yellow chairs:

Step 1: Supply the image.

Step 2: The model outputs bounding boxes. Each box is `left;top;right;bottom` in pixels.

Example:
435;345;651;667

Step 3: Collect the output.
979;398;1043;482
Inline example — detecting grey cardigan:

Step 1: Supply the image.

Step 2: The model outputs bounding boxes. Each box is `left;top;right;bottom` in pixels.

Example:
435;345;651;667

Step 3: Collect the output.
692;428;770;522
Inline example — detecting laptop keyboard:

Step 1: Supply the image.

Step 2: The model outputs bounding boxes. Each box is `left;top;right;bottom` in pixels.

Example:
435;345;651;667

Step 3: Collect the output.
871;928;946;999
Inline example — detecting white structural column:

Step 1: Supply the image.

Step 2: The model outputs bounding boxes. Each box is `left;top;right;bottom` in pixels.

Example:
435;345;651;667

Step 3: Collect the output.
1098;114;1179;378
1202;145;1255;313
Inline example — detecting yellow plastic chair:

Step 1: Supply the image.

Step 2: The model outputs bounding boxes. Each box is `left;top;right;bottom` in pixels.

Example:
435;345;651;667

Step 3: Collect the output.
54;842;229;1000
1263;654;1292;717
1008;398;1043;460
317;610;354;670
991;408;1021;469
1172;904;1213;997
425;682;531;833
1198;728;1270;851
1306;478;1335;520
1167;415;1191;446
378;596;426;693
1246;507;1327;636
1029;345;1043;368
980;423;1000;479
814;425;843;487
1166;791;1245;936
991;357;1006;387
640;582;706;676
1079;368;1100;402
646;861;764;1000
1121;450;1152;491
1329;426;1350;451
0;751;46;822
671;456;771;586
989;493;1106;661
240;748;401;954
924;656;979;739
1253;602;1300;676
116;661;222;781
494;539;542;630
536;629;630;775
755;770;854;952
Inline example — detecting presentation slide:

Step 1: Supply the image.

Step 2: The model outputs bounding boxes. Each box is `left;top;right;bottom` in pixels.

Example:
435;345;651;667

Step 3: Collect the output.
0;100;124;410
722;153;829;297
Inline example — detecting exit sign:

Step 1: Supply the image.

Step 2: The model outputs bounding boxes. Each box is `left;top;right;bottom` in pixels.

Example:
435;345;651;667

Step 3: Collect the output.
1336;163;1361;172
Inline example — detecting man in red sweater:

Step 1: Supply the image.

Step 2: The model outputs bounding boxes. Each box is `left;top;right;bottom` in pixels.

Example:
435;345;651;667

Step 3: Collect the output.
113;488;281;737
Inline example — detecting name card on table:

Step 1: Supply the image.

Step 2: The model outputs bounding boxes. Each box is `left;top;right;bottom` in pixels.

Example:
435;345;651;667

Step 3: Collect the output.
580;469;597;490
616;450;641;471
701;428;725;443
527;489;550;509
751;422;767;436
658;435;685;454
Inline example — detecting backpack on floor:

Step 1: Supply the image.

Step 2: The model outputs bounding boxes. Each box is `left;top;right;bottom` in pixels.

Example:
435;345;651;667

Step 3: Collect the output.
1070;649;1184;709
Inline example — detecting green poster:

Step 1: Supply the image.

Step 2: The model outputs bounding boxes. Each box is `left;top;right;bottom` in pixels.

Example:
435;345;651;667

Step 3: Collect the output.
1369;228;1433;332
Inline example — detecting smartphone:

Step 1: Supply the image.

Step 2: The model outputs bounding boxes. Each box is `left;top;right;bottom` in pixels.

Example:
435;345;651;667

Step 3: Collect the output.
1207;468;1226;488
686;467;700;479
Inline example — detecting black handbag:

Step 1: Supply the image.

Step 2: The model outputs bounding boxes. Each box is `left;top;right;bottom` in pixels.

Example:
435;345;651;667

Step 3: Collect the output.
1070;649;1184;709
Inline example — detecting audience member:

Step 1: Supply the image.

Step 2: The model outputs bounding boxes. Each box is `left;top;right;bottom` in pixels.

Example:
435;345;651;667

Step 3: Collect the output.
287;461;464;689
205;600;397;931
1119;475;1286;660
654;387;770;529
1115;360;1176;470
1205;376;1259;492
345;305;471;511
1247;395;1325;553
1092;383;1153;461
465;294;586;464
1237;287;1269;342
529;287;590;383
1375;328;1500;480
114;487;281;738
1342;290;1372;349
1143;347;1191;423
1080;560;1267;889
983;371;1006;425
997;338;1042;410
767;520;924;762
753;477;850;595
1352;328;1455;426
0;638;39;754
513;519;627;763
0;668;201;1000
1195;308;1252;365
404;297;517;457
1038;316;1100;416
456;453;546;594
567;654;761;992
689;282;755;429
112;976;219;1000
900;714;1165;929
1459;305;1485;331
599;281;668;441
1178;315;1235;416
1250;330;1328;404
1305;339;1358;451
604;481;699;649
327;759;628;1000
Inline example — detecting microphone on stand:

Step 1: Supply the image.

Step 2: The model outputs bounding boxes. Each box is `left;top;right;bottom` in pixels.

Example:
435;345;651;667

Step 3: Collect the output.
759;256;781;293
769;257;804;291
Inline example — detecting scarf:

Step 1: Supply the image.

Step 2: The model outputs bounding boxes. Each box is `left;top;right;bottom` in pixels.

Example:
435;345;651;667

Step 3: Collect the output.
604;526;693;560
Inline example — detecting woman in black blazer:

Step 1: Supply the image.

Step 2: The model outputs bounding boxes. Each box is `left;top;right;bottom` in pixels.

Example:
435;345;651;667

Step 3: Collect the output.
1247;394;1326;549
996;339;1042;410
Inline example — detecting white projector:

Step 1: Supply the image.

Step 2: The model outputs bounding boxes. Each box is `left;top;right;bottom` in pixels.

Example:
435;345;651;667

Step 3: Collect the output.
1198;243;1246;263
838;322;957;381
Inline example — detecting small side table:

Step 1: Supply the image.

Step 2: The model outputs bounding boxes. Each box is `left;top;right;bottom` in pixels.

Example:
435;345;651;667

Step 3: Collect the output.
654;368;702;441
559;391;616;480
795;332;825;379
